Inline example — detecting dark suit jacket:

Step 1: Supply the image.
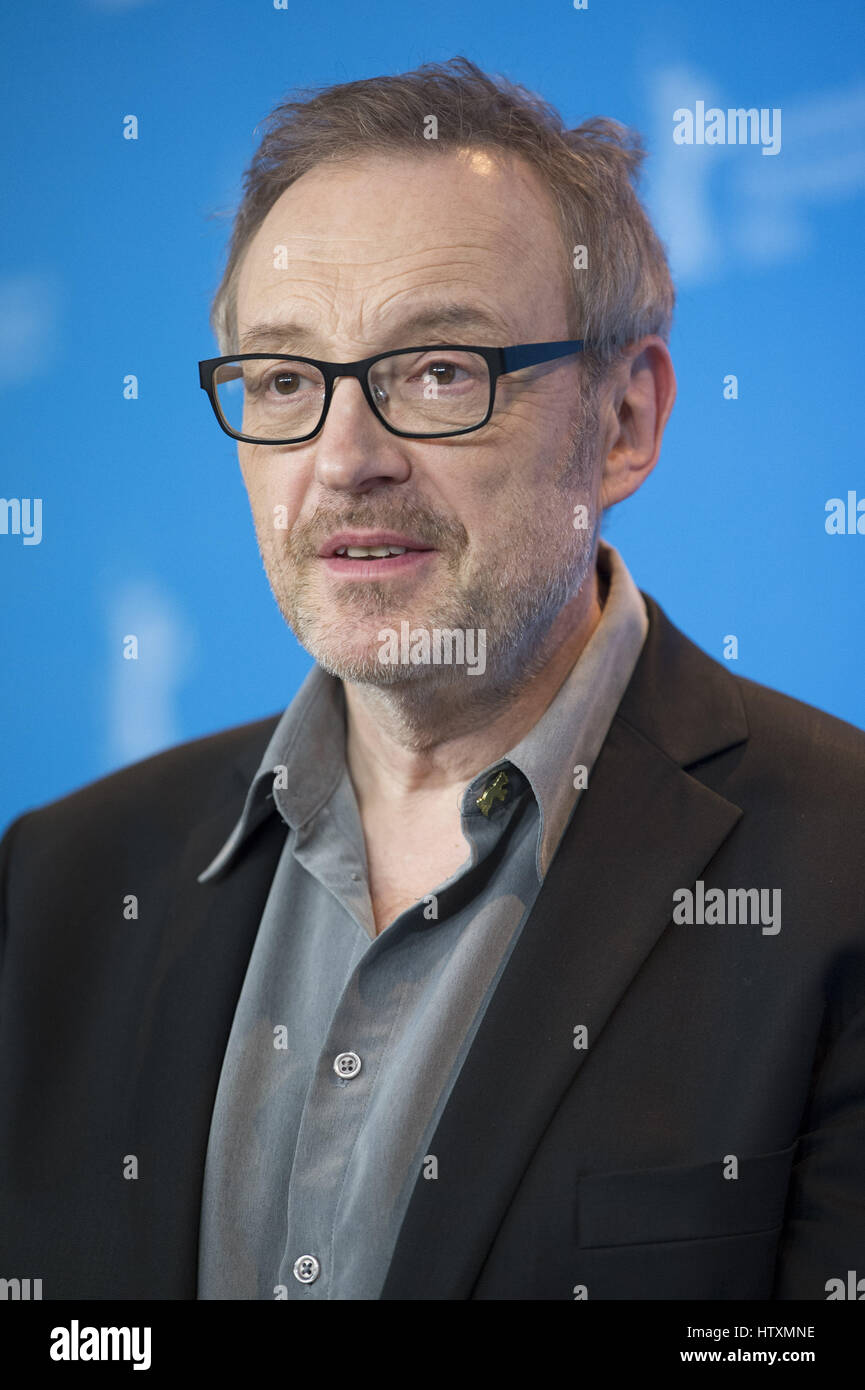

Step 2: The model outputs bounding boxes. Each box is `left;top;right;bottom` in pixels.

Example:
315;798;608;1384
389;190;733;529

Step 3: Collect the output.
1;594;864;1300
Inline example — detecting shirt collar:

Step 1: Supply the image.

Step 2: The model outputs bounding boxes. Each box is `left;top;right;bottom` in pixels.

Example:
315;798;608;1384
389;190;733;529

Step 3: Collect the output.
198;539;646;884
197;663;346;882
496;538;647;878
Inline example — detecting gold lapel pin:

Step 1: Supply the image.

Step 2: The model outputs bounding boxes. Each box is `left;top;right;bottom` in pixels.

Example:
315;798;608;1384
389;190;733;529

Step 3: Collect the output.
476;769;509;816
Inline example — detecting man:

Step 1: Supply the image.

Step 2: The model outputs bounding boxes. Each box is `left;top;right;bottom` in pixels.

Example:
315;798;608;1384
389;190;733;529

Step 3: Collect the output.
1;57;863;1302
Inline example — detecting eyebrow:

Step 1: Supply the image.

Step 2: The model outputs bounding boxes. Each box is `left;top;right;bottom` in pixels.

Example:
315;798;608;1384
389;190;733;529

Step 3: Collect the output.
237;303;513;355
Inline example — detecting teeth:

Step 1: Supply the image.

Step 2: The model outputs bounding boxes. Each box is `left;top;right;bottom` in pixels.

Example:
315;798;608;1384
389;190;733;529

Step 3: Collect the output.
335;545;409;558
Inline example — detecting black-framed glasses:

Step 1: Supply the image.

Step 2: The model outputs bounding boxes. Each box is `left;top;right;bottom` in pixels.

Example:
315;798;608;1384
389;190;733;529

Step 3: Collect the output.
198;340;586;444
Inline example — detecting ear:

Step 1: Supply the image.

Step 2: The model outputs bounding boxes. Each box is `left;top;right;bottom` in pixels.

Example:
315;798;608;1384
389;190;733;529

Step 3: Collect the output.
599;337;676;509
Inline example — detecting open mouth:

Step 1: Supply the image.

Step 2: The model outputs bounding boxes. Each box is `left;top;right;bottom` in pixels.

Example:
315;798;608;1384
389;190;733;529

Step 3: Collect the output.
320;544;436;578
333;544;411;560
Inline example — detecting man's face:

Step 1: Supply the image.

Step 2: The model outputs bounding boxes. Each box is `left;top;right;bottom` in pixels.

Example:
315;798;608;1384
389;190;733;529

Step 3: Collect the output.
233;147;604;694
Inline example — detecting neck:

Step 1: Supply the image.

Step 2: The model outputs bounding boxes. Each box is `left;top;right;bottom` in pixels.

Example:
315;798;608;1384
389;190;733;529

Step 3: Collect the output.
344;553;605;810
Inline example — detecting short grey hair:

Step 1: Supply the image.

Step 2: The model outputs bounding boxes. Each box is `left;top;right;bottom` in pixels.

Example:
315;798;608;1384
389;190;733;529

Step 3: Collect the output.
209;55;675;382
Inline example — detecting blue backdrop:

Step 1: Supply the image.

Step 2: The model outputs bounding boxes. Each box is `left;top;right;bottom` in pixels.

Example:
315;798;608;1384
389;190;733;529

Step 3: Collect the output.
2;0;863;829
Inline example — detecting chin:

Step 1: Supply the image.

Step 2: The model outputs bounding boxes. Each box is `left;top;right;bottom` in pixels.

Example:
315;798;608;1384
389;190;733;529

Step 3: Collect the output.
313;649;428;686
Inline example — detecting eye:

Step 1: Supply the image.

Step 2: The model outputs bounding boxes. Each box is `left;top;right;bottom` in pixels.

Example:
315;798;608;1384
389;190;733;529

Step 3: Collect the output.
423;360;463;385
268;371;302;395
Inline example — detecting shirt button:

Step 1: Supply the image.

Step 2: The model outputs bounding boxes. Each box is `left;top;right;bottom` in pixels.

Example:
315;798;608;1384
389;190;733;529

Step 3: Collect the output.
293;1254;320;1284
333;1051;362;1079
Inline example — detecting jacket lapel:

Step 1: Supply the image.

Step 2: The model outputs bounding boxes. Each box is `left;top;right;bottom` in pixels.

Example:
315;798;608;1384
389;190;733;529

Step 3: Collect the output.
125;740;286;1297
381;597;749;1298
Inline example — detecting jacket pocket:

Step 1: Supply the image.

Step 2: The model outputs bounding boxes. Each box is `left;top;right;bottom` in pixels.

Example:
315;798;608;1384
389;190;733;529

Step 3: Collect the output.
576;1141;797;1248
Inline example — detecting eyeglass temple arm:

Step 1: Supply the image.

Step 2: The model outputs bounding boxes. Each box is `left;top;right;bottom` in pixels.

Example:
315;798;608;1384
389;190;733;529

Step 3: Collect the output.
501;340;585;373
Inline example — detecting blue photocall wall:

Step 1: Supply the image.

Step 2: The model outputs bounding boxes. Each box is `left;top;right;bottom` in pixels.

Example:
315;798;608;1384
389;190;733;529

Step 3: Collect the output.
1;0;863;829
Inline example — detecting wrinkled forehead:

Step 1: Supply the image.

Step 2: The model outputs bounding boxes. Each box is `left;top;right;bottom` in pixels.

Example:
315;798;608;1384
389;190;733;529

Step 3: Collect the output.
234;149;572;347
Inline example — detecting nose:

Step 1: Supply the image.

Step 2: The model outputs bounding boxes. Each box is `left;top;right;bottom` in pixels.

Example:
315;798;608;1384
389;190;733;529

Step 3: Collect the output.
312;375;410;492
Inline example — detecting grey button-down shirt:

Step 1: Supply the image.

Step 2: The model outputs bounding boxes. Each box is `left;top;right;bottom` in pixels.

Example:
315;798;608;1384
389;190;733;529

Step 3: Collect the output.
196;540;648;1300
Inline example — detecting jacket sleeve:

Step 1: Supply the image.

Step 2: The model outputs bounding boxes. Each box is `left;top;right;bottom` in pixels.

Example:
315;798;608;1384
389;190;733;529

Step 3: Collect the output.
772;995;865;1299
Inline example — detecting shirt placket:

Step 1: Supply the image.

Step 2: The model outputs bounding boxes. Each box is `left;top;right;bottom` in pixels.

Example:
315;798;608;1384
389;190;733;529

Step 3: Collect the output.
278;956;403;1298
